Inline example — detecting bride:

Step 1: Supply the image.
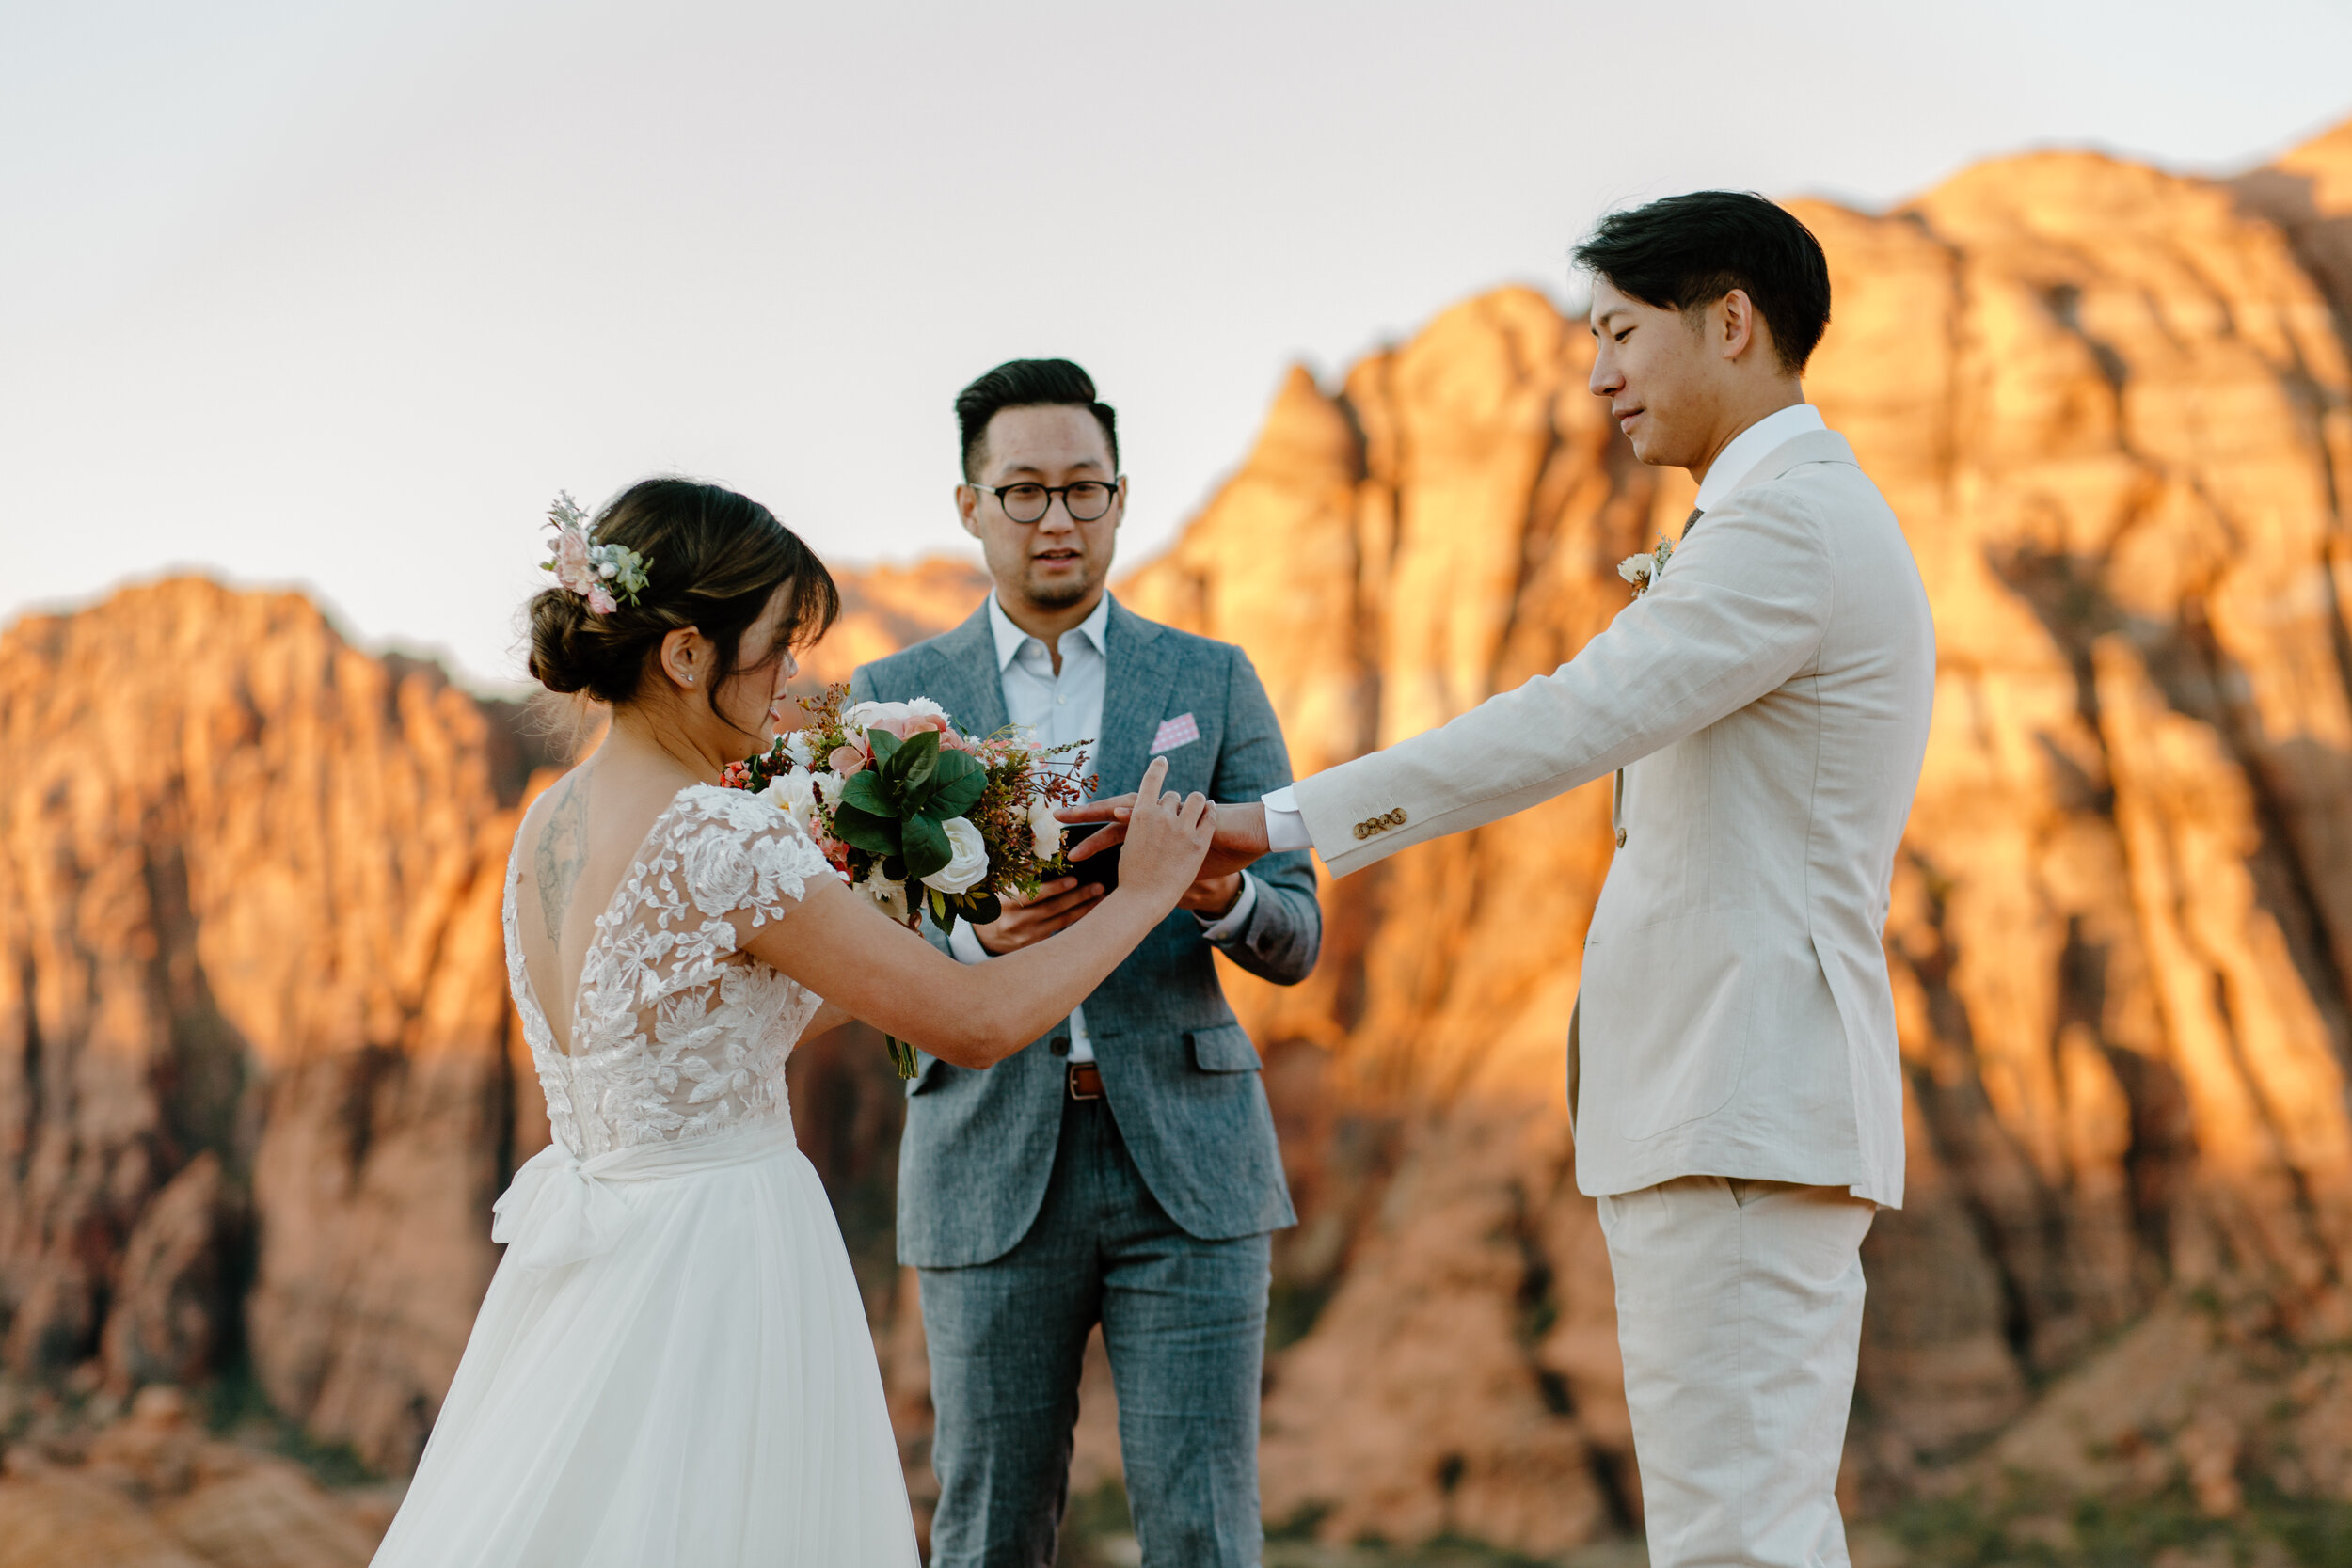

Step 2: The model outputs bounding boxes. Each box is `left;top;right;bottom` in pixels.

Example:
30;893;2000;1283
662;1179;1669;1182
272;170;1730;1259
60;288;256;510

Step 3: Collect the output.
368;478;1216;1566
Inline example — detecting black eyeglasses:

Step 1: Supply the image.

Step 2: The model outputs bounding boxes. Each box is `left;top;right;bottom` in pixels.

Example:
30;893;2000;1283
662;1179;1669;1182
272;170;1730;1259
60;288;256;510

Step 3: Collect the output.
973;480;1121;525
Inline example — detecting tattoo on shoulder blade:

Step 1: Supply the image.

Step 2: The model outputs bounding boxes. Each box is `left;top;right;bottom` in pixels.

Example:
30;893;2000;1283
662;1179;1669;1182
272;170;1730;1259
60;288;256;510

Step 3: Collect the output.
535;771;592;940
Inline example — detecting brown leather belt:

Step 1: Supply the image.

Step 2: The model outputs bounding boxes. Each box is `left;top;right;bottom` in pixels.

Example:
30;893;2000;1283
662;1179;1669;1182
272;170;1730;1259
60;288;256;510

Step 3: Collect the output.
1067;1063;1105;1101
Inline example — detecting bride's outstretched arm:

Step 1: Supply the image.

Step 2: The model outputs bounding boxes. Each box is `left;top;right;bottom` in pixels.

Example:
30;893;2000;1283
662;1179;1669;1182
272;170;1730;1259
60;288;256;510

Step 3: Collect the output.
742;758;1214;1069
795;1001;855;1042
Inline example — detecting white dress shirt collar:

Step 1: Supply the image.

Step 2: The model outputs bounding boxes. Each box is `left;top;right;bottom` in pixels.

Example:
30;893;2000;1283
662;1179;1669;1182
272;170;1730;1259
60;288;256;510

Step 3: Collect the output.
986;590;1114;672
1693;403;1826;514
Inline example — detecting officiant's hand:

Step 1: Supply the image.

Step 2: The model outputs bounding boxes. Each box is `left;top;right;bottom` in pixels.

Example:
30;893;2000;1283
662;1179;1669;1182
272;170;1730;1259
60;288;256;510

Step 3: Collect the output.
1177;872;1244;916
971;876;1105;955
1058;800;1271;881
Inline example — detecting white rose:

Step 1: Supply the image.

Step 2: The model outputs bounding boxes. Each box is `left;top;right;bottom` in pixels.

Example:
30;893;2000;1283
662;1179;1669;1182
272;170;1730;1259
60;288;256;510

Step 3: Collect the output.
1028;794;1064;859
920;815;991;895
772;768;818;833
781;729;816;768
856;869;911;925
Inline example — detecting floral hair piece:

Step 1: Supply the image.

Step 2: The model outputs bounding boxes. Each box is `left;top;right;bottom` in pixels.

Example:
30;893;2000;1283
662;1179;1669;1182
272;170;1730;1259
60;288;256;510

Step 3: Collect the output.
542;491;652;616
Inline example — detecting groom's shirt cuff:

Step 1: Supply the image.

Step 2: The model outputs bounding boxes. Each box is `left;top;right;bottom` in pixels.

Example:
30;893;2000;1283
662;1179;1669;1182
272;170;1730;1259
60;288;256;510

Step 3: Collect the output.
1261;787;1313;853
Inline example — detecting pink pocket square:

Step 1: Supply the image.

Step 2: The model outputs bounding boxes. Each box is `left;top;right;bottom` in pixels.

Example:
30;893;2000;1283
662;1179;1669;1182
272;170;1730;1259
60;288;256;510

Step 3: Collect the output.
1149;713;1200;755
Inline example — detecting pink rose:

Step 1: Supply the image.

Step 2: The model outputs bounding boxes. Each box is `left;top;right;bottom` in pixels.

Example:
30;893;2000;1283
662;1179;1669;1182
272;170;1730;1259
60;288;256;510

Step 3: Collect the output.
868;712;951;741
847;698;953;742
585;582;618;616
829;744;866;776
553;527;592;589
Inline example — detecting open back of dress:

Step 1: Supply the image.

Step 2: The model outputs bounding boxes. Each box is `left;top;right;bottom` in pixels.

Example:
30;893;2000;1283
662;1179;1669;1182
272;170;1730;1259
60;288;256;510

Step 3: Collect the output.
504;784;832;1159
368;782;919;1568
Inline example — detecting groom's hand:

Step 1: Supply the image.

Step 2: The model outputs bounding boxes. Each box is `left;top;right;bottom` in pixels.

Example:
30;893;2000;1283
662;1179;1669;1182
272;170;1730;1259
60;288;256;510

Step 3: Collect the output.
1060;800;1272;881
972;876;1105;955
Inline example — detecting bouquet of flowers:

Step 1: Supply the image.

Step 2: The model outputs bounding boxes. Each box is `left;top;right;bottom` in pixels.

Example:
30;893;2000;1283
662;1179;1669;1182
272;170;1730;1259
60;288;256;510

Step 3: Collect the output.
721;685;1094;1077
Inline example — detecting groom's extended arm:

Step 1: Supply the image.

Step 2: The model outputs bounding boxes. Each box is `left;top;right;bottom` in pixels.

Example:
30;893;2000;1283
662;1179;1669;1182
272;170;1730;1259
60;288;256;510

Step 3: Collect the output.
1200;648;1320;985
1286;483;1835;877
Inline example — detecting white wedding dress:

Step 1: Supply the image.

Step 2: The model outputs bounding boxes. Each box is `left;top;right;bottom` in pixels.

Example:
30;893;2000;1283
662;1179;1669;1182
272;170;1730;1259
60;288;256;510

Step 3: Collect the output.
370;784;919;1567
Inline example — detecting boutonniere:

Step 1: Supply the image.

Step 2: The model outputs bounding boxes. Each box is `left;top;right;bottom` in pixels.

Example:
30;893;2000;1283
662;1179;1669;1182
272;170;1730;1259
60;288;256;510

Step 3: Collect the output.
1617;537;1674;598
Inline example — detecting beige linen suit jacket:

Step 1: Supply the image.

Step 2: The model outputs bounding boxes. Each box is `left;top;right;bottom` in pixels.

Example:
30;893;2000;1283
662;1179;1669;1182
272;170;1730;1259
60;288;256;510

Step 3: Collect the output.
1292;427;1933;1206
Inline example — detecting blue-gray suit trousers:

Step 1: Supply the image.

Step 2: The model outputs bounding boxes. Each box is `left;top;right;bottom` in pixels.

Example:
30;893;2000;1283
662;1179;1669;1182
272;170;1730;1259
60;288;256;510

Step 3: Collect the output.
920;1094;1271;1568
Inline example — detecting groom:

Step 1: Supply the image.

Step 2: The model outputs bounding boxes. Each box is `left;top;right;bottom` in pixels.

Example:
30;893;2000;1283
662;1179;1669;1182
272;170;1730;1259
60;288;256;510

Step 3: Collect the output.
1074;194;1935;1566
852;358;1320;1568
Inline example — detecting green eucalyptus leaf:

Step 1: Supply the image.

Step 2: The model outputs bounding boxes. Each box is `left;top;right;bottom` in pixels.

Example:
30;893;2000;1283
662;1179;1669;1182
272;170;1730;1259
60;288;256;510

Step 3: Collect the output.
927;747;980;790
901;813;952;882
840;770;894;818
892;730;941;793
828;803;900;855
868;729;902;765
922;768;987;821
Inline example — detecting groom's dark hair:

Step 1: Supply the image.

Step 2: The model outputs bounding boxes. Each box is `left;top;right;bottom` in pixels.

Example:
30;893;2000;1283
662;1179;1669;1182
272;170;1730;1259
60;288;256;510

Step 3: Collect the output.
1575;192;1832;374
955;359;1120;481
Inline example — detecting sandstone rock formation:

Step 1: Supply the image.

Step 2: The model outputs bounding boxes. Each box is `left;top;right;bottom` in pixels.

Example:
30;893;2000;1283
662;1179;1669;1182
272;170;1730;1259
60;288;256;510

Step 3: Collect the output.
0;1386;383;1567
0;581;541;1472
6;114;2352;1564
797;556;991;691
2237;117;2352;346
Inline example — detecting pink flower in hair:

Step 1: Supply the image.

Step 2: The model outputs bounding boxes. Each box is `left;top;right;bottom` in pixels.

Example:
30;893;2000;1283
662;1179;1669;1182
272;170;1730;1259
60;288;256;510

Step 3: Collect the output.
541;491;651;616
554;523;594;592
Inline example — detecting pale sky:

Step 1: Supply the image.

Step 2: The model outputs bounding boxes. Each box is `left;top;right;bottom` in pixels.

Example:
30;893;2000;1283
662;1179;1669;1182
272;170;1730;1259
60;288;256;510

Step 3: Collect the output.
7;0;2350;689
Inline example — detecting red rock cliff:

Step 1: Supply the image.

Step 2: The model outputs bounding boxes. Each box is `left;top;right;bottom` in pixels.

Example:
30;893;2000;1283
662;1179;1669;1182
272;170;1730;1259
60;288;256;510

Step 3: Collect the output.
0;581;532;1469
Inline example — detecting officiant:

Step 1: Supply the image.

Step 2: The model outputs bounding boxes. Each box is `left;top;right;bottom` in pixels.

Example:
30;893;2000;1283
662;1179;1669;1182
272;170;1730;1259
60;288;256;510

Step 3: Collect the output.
850;358;1321;1568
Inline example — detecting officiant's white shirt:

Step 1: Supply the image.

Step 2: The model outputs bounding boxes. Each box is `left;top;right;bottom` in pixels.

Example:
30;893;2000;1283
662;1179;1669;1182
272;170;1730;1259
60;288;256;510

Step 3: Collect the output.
948;592;1262;1063
1257;403;1834;847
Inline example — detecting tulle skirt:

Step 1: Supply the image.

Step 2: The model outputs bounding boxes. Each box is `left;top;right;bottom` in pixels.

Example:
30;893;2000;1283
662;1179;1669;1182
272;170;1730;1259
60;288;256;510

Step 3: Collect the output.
369;1119;919;1567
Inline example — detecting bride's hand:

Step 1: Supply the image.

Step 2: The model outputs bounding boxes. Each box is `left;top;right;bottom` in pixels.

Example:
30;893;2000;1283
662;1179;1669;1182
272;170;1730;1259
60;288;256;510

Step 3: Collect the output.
1115;756;1216;906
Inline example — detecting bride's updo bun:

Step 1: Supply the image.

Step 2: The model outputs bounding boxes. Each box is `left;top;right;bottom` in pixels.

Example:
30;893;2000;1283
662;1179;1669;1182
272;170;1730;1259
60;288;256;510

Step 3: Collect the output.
527;479;838;711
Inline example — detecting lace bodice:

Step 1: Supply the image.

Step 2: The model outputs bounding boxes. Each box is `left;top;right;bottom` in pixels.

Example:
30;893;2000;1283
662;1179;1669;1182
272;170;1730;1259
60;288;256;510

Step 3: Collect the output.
502;784;834;1158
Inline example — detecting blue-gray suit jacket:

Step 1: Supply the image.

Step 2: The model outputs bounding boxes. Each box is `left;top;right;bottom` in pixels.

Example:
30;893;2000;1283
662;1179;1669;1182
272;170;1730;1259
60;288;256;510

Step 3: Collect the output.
853;598;1320;1268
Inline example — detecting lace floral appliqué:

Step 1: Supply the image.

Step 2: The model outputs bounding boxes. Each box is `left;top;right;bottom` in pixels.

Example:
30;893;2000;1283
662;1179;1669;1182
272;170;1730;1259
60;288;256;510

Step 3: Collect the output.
501;784;834;1159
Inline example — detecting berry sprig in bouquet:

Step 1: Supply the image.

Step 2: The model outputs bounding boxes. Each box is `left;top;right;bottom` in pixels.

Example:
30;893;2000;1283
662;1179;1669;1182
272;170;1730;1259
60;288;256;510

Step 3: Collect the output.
720;686;1094;1077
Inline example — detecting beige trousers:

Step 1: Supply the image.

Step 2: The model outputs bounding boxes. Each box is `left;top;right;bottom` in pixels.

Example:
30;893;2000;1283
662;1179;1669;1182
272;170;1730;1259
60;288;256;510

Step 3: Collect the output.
1597;1176;1876;1568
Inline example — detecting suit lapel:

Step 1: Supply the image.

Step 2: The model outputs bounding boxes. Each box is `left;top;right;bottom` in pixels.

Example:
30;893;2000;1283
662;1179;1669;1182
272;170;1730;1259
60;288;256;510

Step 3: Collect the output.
919;604;1010;737
1095;599;1184;796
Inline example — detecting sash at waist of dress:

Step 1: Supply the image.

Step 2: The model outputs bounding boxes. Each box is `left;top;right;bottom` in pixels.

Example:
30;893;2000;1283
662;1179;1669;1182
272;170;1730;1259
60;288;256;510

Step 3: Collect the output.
491;1117;800;1271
